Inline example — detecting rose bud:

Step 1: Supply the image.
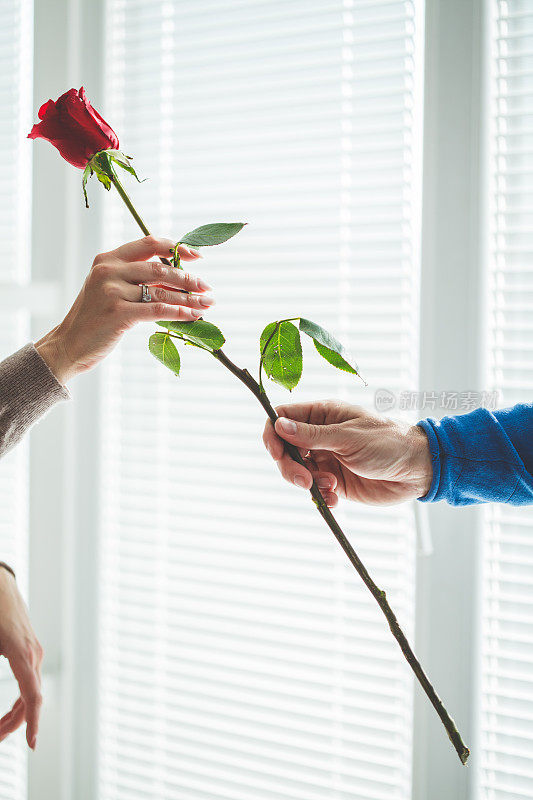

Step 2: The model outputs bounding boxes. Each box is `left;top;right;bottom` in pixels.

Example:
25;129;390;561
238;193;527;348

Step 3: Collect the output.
29;86;141;208
28;86;119;168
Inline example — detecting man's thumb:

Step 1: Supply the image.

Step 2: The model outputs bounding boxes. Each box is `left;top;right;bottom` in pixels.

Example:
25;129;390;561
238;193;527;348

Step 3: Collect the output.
275;416;339;450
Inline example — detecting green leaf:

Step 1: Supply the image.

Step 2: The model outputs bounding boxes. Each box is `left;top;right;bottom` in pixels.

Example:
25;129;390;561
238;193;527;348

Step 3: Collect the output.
179;222;246;247
260;321;302;391
299;318;359;376
156;319;225;350
149;332;180;375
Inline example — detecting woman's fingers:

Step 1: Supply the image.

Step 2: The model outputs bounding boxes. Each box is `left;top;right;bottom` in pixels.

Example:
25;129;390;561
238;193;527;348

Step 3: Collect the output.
109;235;201;263
176;244;203;261
0;697;25;742
7;651;43;750
0;696;23;725
116;261;211;292
0;696;23;731
120;282;214;310
35;233;212;384
126;300;203;324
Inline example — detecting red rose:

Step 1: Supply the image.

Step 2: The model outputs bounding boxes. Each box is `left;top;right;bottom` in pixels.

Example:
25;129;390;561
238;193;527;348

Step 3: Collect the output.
28;86;119;169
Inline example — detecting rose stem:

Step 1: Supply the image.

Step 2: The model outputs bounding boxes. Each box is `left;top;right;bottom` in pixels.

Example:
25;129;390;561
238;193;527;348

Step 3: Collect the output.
106;164;174;266
210;348;470;766
109;172;470;766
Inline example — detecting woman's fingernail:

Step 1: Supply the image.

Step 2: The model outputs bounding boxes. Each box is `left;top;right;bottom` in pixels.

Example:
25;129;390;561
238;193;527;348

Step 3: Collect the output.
191;309;202;318
189;248;203;258
198;295;214;307
317;478;332;489
197;278;212;291
278;417;297;435
294;475;307;488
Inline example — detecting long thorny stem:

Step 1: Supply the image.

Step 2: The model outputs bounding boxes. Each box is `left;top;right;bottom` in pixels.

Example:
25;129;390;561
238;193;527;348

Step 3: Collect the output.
212;349;470;765
110;173;470;766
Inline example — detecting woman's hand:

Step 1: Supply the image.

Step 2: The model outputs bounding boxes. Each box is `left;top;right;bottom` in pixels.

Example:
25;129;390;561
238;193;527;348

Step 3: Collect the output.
35;235;213;385
263;400;433;506
0;569;43;749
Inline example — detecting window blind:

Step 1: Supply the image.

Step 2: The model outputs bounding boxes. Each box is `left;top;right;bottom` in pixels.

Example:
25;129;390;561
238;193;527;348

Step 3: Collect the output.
99;2;422;798
481;2;533;798
0;0;32;797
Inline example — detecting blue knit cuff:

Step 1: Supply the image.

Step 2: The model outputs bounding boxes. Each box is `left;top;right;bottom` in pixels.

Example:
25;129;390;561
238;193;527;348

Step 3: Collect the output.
415;408;533;506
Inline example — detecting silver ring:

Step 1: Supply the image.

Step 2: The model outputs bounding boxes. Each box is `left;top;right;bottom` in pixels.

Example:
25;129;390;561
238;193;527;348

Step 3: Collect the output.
141;284;151;303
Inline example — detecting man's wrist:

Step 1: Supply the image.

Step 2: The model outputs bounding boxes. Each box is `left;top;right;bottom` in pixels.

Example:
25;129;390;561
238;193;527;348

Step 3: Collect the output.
35;328;77;386
409;424;433;498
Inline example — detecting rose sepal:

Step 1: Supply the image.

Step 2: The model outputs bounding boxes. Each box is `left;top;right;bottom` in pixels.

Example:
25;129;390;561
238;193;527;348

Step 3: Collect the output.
83;149;141;208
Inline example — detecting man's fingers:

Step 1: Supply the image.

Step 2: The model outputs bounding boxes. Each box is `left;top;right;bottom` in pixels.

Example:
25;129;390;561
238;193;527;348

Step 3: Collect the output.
273;452;313;490
273;455;338;506
264;422;338;485
264;420;339;506
263;420;285;460
273;400;364;427
110;236;202;264
274;416;336;451
8;655;42;750
310;470;338;492
117;261;210;292
272;403;321;424
322;492;338;508
273;413;352;455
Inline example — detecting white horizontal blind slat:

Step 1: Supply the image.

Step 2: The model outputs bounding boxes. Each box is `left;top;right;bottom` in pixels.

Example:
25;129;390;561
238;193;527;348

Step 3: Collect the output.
481;2;533;798
99;1;421;799
0;0;32;796
0;0;32;284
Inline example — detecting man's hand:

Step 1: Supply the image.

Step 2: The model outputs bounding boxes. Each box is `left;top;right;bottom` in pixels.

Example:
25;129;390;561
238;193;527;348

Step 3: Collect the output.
0;569;43;749
263;400;433;506
35;236;213;385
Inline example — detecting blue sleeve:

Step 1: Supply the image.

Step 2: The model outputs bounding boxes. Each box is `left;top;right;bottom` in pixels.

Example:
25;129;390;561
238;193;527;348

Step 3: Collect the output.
417;403;533;506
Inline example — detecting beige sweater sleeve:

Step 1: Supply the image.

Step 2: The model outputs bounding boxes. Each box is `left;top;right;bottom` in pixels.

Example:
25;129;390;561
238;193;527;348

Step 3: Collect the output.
0;342;70;459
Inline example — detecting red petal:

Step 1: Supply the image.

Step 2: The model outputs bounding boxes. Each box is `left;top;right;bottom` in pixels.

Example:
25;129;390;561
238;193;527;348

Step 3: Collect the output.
27;123;42;139
37;99;55;120
28;86;119;168
79;87;120;149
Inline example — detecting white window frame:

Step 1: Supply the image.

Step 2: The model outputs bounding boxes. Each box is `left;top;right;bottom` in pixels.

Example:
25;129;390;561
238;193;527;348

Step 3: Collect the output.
413;1;488;798
23;0;106;798
22;1;497;798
